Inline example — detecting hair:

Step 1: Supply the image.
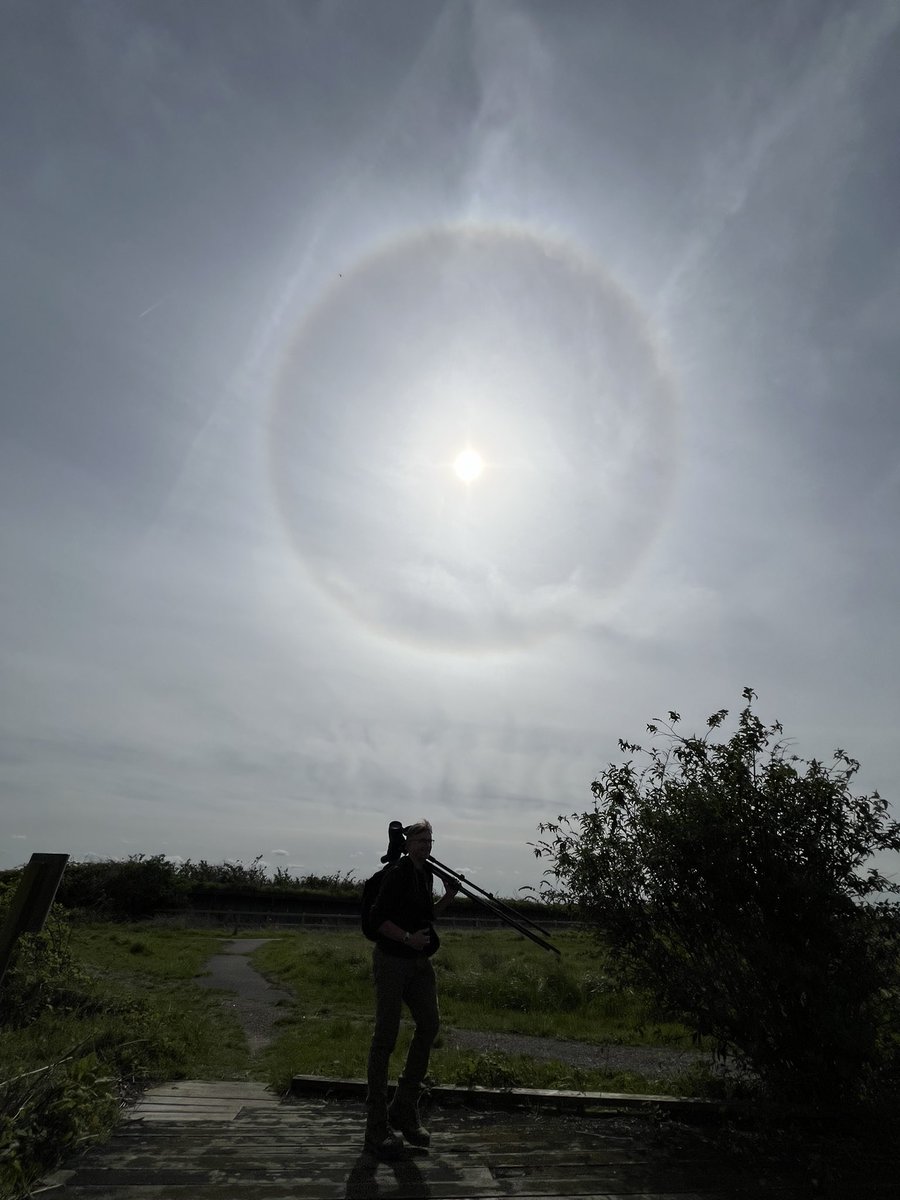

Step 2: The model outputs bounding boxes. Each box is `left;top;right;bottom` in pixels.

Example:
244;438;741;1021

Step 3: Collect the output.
403;819;432;839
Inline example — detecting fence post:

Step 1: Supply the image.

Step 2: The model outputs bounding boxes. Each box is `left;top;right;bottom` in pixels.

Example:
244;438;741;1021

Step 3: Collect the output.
0;853;70;987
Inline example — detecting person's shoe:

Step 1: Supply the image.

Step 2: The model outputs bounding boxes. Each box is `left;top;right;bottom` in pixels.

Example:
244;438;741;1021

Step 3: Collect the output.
363;1132;404;1160
389;1116;431;1147
388;1089;431;1147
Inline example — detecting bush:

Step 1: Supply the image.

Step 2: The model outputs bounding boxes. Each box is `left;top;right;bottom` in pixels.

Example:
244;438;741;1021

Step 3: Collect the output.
0;1051;118;1198
0;891;121;1196
534;688;900;1110
0;903;244;1194
0;883;94;1027
453;1051;520;1089
52;855;368;921
55;855;184;920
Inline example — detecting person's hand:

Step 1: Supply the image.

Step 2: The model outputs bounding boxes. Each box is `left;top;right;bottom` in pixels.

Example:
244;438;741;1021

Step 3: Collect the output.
443;879;460;900
409;928;431;951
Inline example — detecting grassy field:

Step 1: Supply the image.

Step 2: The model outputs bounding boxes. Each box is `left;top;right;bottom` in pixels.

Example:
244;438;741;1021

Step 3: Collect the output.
60;922;706;1093
2;925;252;1088
0;923;250;1197
5;922;703;1091
0;919;722;1196
248;927;709;1094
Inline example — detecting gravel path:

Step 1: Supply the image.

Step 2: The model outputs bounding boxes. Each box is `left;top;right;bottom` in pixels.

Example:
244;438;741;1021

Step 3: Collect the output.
194;938;291;1052
444;1027;719;1079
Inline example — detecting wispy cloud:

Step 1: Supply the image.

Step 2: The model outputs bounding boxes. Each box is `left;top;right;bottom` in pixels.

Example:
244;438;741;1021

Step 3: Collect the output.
657;0;900;321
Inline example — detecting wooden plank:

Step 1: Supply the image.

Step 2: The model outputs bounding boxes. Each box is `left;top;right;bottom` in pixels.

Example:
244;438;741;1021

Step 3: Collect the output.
0;853;69;984
79;1145;659;1169
289;1074;719;1119
135;1080;280;1099
127;1079;282;1121
131;1100;281;1108
33;1185;802;1200
34;1086;882;1200
43;1161;800;1197
39;1173;501;1198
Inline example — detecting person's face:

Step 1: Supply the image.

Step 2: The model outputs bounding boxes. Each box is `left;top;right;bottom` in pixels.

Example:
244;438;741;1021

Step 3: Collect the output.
406;830;433;865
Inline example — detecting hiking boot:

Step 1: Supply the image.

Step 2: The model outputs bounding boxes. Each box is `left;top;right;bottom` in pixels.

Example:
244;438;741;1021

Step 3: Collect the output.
388;1081;431;1147
363;1131;405;1160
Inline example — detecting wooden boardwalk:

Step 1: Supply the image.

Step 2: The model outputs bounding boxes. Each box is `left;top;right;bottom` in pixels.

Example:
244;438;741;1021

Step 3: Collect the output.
34;1077;892;1200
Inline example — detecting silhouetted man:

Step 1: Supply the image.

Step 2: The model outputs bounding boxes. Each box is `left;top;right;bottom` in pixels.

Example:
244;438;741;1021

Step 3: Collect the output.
364;819;458;1158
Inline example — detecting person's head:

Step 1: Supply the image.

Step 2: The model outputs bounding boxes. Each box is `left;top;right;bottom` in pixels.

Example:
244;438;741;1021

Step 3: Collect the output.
403;820;433;865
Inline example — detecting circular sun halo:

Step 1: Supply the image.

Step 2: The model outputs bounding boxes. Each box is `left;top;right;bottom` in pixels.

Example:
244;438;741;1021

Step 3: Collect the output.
453;447;484;484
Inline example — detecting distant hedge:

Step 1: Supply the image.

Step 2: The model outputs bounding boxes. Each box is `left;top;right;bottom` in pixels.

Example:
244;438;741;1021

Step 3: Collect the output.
0;855;560;922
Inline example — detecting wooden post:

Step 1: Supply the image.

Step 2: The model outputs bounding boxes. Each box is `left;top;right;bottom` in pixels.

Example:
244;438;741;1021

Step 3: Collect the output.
0;852;69;987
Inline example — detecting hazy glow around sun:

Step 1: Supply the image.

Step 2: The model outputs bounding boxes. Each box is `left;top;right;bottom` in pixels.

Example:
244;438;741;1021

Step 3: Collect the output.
453;447;484;484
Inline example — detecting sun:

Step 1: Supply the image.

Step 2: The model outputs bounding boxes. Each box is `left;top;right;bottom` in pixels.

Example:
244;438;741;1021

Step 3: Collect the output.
453;447;484;484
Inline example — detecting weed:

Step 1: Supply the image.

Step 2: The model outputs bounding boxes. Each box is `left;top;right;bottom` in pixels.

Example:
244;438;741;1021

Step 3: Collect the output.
453;1052;519;1089
0;913;248;1197
0;1049;118;1198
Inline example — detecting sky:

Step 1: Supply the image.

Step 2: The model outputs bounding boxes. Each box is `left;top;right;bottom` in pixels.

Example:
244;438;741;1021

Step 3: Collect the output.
2;0;899;897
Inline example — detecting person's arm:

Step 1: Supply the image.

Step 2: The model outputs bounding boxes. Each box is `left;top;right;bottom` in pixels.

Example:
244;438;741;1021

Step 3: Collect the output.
433;876;459;918
376;920;430;951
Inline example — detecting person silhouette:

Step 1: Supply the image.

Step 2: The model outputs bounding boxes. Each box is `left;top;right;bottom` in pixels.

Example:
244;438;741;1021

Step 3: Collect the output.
363;820;458;1159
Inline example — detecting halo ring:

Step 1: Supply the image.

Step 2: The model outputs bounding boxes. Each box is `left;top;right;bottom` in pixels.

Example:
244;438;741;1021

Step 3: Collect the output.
269;223;678;653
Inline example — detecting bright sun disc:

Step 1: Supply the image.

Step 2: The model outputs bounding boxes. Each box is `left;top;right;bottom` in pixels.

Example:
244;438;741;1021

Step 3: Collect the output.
453;447;484;483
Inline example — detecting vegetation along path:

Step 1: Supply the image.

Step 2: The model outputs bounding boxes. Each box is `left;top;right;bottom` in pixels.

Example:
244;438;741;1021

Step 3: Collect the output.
32;936;898;1197
194;937;720;1076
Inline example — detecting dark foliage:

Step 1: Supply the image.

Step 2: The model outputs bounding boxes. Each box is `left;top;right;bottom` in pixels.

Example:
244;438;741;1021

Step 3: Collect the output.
0;882;95;1027
54;854;185;919
33;854;550;921
1;1050;118;1198
48;855;364;920
534;689;900;1109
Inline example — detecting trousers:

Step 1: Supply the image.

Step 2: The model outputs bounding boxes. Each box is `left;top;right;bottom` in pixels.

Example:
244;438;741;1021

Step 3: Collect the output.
365;947;439;1139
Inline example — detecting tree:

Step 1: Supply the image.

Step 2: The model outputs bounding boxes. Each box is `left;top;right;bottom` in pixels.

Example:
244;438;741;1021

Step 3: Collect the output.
534;689;900;1107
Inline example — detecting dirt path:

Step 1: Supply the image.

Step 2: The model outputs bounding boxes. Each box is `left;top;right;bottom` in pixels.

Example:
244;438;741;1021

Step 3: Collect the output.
193;938;291;1052
443;1026;719;1079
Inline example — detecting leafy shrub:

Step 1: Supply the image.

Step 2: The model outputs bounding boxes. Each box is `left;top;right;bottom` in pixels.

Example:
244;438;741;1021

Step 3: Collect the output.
53;856;368;922
55;855;184;920
174;859;360;895
0;885;121;1196
177;855;269;888
453;1051;520;1090
271;868;359;895
535;689;900;1110
0;884;94;1028
0;888;208;1194
0;1051;118;1198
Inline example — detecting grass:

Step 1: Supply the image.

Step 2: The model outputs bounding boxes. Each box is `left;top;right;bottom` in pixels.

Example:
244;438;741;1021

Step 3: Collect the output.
250;927;695;1045
5;909;894;1200
1;922;251;1197
1;919;724;1197
69;924;225;980
248;927;718;1097
1;924;253;1141
5;923;707;1098
254;1011;707;1098
252;1008;681;1099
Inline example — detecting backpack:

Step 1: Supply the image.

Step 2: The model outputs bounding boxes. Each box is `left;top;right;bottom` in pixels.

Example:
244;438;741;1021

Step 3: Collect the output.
360;862;397;941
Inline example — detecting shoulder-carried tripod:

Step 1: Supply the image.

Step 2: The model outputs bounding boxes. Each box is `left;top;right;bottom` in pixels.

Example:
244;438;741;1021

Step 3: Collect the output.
380;820;560;955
